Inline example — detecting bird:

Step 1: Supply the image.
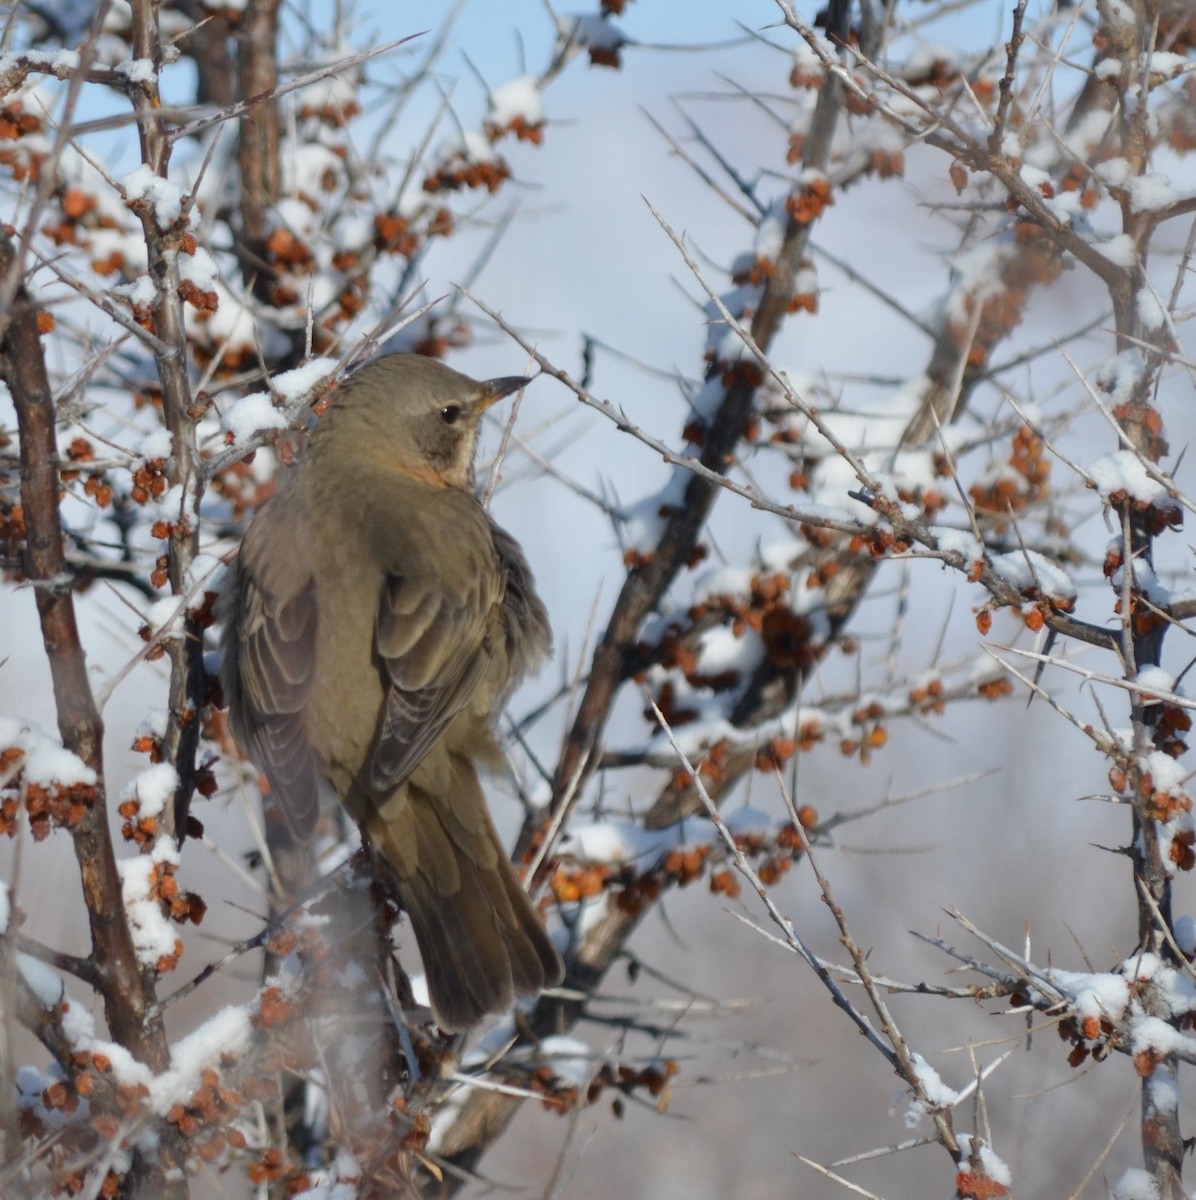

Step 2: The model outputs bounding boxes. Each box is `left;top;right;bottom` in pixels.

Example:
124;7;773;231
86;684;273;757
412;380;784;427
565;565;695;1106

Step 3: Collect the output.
219;352;564;1031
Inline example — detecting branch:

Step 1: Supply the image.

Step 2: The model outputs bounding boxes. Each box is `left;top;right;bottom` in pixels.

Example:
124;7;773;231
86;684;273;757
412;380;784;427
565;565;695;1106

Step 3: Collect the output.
0;228;170;1070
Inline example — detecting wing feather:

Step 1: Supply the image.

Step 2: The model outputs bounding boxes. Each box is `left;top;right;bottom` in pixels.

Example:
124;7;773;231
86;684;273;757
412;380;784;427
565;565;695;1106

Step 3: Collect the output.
221;519;323;836
366;547;501;793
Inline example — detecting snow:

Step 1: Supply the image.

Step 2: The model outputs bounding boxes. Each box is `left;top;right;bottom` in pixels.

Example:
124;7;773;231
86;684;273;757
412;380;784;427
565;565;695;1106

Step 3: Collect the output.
16;1063;89;1131
488;76;544;127
791;32;835;74
1136;286;1166;330
116;58;155;84
331;211;374;252
1127;173;1179;213
753;201;787;263
536;1036;593;1087
694;625;765;677
1045;968;1130;1024
563;804;792;871
901;42;959;80
1094;351;1145;406
17;953;64;1008
1094;233;1137;268
280;142;344;198
185;553;224;597
704;284;761;364
222;391;289;446
930;525;983;564
118;846;180;967
1095;59;1122;81
1148;52;1186;79
274;196;318;239
1111;1168;1160;1200
145;596;185;641
622;469;690;557
1147;1067;1180;1115
149;1003;254;1112
1141;749;1188;794
113;274;158;308
273;357;338;401
1175;915;1196;957
1088;450;1168;506
221;359;335;447
0;48;84;80
300;1150;361;1200
1142;950;1196;1017
121;763;179;819
558;820;674;866
0;718;97;788
989;549;1075;601
1135;666;1176;699
1131;1013;1196;1057
955;1136;1012;1187
58;999;155;1092
178;246;220;292
910;1052;961;1107
724;806;776;838
1098;157;1132;189
1019;164;1052;196
121;164;184;227
137;429;173;462
443;128;498;165
947;243;1006;324
306;65;360;118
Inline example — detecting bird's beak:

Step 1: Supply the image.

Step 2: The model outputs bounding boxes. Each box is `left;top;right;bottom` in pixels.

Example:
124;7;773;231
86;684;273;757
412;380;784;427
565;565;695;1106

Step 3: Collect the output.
474;374;532;414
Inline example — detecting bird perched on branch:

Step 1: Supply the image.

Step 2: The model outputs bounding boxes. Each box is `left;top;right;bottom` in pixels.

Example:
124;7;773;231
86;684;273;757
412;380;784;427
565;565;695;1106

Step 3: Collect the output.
219;353;563;1030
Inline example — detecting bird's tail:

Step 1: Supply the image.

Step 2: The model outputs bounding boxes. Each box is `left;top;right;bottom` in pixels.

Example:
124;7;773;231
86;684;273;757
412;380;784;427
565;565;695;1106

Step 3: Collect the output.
365;752;563;1032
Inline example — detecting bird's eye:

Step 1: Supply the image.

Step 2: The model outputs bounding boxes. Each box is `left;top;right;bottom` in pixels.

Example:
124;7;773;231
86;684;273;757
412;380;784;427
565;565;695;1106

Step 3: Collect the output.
440;405;463;425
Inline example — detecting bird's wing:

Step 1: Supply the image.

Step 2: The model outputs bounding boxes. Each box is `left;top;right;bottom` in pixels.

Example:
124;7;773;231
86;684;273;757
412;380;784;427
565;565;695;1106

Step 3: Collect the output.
367;536;502;794
222;512;323;837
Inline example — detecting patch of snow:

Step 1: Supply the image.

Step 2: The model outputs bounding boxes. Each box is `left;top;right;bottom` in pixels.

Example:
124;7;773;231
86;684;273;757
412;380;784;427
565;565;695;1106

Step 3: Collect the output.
1130;1013;1196;1058
116;58;155;84
1111;1168;1159;1200
222;392;288;446
120;763;179;819
0;719;97;788
1094;233;1136;268
178;246;220;292
118;847;178;967
1127;173;1179;213
273;357;338;402
17;953;64;1008
137;429;173;462
622;469;690;557
990;549;1074;600
122;163;184;227
536;1036;593;1087
955;1136;1012;1187
1088;450;1168;506
488;76;543;127
149;1003;254;1112
145;596;186;641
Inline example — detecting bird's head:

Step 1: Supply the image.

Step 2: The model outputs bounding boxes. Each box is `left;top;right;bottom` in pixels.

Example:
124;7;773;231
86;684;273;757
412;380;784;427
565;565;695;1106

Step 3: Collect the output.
313;353;531;490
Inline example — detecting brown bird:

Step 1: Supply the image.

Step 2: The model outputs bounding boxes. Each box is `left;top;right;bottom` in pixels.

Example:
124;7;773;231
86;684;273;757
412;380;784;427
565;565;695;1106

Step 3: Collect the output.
219;353;563;1030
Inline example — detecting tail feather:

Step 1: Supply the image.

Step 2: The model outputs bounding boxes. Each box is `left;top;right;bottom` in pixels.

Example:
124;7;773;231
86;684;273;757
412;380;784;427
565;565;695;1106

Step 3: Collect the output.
366;753;563;1031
